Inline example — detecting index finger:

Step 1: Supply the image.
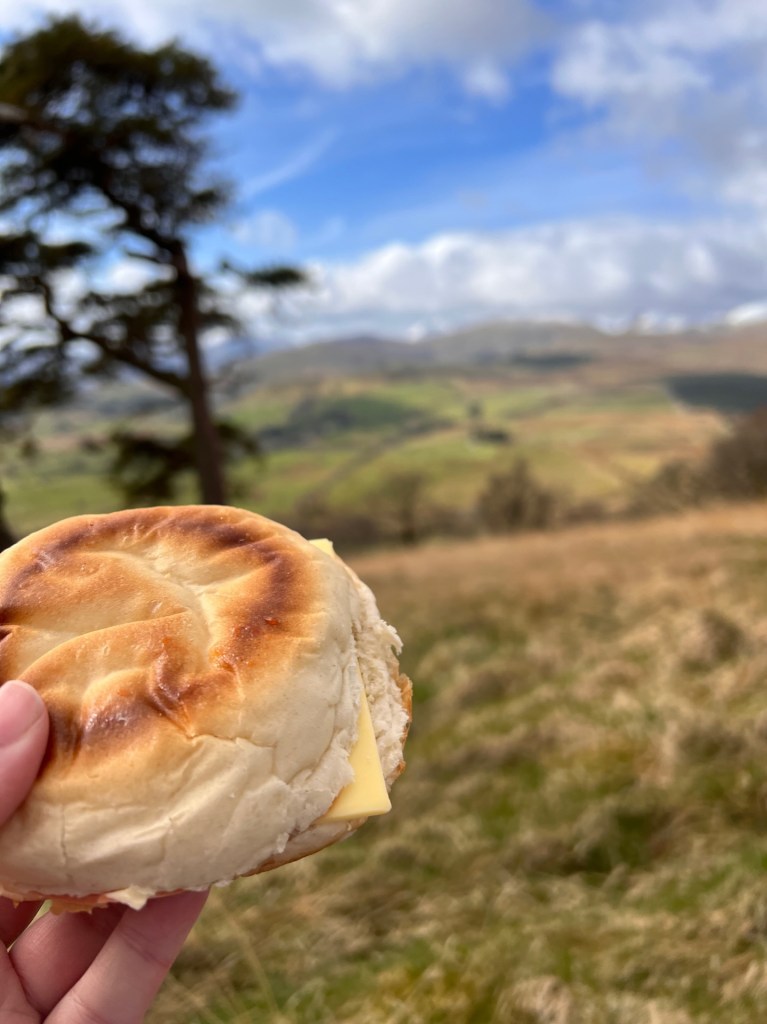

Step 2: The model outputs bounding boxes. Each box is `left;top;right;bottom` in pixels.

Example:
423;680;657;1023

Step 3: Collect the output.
45;889;208;1024
0;680;49;827
0;682;49;948
0;898;42;948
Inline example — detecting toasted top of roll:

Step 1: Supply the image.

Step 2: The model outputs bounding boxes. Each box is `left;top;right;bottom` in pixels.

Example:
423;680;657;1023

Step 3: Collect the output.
0;506;410;910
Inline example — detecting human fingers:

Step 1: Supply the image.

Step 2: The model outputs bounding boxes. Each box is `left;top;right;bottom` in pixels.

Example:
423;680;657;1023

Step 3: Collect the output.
0;946;38;1024
45;889;207;1024
10;902;126;1014
0;679;50;1017
0;679;49;826
0;680;48;948
0;898;41;948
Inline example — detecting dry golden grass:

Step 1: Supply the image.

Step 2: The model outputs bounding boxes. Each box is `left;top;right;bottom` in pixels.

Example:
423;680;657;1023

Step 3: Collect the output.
150;502;767;1023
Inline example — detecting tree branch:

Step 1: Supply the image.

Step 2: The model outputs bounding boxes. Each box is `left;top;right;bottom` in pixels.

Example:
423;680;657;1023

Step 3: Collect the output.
38;278;187;393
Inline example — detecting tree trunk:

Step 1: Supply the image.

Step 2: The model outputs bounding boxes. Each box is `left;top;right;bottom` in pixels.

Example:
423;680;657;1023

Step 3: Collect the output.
173;244;228;505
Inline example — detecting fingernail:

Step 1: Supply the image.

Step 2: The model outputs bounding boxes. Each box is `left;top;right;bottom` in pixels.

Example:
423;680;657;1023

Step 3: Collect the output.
0;681;45;748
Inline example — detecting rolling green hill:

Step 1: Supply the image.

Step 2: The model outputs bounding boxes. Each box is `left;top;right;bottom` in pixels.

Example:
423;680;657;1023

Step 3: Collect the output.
4;317;766;540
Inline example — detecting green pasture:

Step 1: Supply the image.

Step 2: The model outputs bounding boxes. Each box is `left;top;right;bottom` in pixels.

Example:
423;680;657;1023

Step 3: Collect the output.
1;368;727;539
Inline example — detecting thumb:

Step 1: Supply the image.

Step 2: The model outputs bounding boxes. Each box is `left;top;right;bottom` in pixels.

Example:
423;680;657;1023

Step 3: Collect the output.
0;680;49;827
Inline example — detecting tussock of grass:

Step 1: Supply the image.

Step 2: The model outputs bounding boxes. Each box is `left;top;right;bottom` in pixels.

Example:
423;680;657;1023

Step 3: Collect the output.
150;504;767;1023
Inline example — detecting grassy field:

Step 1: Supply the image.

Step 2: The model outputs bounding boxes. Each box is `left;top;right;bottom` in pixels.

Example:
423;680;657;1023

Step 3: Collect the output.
2;369;724;537
148;502;767;1023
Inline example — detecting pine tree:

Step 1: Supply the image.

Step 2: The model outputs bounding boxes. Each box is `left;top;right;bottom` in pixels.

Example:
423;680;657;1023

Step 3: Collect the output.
0;15;304;510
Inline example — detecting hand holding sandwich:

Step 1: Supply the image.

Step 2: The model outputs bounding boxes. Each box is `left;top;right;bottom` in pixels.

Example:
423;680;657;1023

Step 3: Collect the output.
0;680;207;1024
0;506;410;1022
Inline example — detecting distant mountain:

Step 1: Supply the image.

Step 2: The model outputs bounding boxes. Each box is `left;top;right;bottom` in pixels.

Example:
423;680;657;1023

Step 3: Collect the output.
67;314;767;419
246;335;432;382
244;320;611;382
203;335;286;371
423;320;607;363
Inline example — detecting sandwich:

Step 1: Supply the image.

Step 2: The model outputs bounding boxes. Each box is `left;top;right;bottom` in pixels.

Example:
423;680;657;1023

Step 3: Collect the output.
0;505;411;911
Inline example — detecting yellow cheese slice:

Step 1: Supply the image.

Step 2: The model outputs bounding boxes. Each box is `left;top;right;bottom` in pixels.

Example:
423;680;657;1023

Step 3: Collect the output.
319;689;392;823
310;538;391;823
310;537;335;557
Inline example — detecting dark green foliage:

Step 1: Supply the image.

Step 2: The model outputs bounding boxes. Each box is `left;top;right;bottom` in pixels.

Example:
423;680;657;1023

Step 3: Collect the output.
234;265;308;289
666;373;767;415
109;431;194;501
374;469;429;545
294;393;420;435
631;457;704;514
0;233;94;290
0;233;93;410
287;494;384;552
0;343;76;414
511;351;593;370
703;408;767;500
470;424;512;444
109;420;260;502
635;408;767;514
477;457;558;532
0;15;235;233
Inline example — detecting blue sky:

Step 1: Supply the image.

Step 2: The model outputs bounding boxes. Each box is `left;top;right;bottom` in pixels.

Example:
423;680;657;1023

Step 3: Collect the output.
4;0;767;341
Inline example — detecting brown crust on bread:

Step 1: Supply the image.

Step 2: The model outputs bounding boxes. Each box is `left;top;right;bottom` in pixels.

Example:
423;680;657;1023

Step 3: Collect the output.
389;671;412;783
0;506;316;770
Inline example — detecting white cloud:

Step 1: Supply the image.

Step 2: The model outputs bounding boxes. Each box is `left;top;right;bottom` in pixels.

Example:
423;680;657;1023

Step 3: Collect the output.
553;20;707;106
97;258;160;293
462;61;511;103
723;165;767;212
0;0;544;97
554;0;767;107
243;0;545;87
0;292;43;330
245;216;767;341
241;130;335;199
5;0;767;343
232;209;298;251
726;301;767;327
551;1;767;212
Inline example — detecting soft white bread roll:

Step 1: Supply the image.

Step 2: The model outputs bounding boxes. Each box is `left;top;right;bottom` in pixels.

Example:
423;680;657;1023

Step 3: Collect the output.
0;506;411;911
